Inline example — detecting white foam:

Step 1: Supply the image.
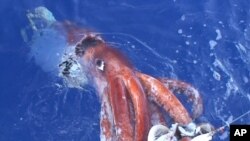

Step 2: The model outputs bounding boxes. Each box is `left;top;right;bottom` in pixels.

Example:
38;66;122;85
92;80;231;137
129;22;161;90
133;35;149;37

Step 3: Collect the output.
213;59;230;75
60;48;88;88
26;6;67;74
181;15;186;21
215;29;222;40
178;29;183;34
193;60;197;64
225;78;239;99
27;6;56;31
247;94;250;102
209;40;217;50
29;28;67;73
218;21;223;25
235;43;247;54
213;71;221;81
243;76;248;83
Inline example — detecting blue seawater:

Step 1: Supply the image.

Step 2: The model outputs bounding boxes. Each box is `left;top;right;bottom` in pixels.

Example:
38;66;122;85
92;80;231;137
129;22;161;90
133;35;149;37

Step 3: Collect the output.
0;0;249;141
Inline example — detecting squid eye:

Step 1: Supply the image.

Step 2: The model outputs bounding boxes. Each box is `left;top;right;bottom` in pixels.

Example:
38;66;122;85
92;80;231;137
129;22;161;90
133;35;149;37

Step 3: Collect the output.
96;59;105;71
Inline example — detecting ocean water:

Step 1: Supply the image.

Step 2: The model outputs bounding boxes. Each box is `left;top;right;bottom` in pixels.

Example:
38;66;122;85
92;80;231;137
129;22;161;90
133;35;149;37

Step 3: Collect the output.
0;0;250;141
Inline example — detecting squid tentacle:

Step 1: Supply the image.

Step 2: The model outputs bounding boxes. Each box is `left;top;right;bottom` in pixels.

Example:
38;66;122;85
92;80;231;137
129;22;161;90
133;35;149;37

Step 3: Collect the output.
108;77;134;141
159;78;203;119
100;88;115;141
136;72;192;125
123;71;150;141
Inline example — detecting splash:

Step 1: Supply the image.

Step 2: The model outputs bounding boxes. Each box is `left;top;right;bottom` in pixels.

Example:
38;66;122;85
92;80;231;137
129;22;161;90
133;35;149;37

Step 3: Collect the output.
24;6;88;88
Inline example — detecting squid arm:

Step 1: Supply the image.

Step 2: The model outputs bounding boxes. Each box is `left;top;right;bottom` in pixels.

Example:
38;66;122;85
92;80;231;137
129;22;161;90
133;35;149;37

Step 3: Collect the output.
158;78;203;119
108;77;134;141
123;72;150;141
100;88;115;141
136;72;192;125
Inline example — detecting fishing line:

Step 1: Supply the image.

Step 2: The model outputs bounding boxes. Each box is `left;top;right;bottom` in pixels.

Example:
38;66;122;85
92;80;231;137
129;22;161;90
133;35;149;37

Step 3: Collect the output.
187;110;250;141
213;110;250;134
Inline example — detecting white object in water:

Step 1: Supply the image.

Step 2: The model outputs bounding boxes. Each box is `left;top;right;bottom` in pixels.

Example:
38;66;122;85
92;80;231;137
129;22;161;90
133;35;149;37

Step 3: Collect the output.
148;124;177;141
178;122;197;137
191;133;213;141
148;123;214;141
27;6;56;31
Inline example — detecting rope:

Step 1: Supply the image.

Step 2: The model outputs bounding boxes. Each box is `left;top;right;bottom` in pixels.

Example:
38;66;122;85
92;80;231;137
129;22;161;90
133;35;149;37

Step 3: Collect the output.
213;110;250;135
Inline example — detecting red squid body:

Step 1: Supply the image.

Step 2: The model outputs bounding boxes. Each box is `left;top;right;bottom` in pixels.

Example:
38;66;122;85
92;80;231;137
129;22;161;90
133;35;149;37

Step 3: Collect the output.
76;35;150;141
74;34;203;141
